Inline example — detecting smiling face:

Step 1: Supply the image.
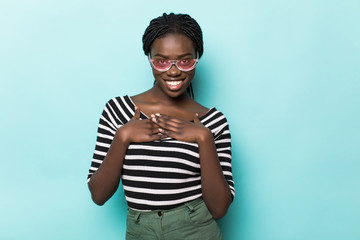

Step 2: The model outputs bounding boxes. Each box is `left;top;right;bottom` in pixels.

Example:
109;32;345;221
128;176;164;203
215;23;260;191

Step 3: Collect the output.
150;33;197;99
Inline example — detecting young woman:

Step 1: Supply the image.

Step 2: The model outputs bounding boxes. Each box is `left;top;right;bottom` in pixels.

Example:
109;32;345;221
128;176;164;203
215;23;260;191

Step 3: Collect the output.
87;13;235;240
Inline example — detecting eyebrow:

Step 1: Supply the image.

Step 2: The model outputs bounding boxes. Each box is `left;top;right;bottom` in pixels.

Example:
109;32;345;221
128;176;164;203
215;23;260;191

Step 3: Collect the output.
153;53;195;58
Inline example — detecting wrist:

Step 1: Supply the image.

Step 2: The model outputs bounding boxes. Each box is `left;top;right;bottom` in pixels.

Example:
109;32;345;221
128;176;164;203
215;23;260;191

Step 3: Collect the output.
196;128;213;144
115;127;131;145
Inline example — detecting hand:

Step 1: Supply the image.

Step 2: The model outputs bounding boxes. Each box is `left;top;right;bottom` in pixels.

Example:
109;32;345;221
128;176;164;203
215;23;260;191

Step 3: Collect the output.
150;113;212;143
116;106;166;143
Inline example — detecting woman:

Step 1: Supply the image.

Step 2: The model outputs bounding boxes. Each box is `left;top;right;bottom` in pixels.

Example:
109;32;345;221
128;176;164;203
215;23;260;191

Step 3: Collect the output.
87;13;235;240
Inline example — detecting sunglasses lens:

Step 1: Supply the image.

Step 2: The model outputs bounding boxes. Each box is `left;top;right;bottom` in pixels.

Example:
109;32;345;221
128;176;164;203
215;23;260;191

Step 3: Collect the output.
151;59;171;71
177;59;197;71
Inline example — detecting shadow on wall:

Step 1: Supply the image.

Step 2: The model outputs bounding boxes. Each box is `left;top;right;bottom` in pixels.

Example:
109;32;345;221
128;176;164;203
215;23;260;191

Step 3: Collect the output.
218;138;245;239
191;62;217;104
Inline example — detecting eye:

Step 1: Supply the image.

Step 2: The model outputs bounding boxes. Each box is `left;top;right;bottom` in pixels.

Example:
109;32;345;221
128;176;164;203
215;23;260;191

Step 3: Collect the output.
155;59;167;65
178;59;193;66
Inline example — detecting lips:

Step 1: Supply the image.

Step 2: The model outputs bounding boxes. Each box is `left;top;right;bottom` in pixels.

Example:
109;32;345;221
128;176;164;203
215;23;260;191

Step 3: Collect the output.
164;79;184;91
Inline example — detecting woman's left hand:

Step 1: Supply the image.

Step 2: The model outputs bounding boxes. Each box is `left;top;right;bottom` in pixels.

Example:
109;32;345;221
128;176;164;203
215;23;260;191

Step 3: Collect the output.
150;113;212;143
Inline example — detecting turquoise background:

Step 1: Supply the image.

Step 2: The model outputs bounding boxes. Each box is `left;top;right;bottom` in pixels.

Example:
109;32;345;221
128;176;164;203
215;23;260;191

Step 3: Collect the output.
1;0;359;239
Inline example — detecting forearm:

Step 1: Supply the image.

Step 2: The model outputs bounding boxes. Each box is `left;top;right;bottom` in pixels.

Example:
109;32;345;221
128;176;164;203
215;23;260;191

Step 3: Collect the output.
198;131;232;219
88;131;129;205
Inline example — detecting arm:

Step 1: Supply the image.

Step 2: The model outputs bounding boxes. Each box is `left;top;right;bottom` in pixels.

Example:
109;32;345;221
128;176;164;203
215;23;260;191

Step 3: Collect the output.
197;130;232;219
152;113;234;219
88;106;165;205
88;130;129;205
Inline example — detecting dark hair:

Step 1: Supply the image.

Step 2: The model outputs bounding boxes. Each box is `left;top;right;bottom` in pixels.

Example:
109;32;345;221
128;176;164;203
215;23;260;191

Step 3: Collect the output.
143;13;204;99
143;13;203;58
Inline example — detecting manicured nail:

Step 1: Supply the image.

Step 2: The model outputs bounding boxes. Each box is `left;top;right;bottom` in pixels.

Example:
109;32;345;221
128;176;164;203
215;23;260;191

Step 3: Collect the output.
158;128;163;132
155;113;161;117
151;114;155;118
152;118;156;122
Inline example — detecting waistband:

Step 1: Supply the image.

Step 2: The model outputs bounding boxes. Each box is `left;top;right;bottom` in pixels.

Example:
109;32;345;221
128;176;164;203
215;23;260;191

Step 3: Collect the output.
128;197;204;217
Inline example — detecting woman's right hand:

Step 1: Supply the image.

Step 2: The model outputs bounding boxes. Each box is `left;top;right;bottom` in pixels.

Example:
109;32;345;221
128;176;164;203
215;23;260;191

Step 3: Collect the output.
116;106;167;144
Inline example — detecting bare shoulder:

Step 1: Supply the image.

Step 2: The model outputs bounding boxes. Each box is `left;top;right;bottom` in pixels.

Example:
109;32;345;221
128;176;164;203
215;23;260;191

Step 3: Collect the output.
188;100;209;117
130;91;151;104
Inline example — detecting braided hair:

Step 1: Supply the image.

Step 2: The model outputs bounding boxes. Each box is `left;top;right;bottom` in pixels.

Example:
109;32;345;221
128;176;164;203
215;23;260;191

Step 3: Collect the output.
143;13;204;98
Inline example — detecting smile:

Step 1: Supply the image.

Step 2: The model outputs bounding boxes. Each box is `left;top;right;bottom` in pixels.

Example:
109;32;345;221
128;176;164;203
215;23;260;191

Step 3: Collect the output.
165;80;184;90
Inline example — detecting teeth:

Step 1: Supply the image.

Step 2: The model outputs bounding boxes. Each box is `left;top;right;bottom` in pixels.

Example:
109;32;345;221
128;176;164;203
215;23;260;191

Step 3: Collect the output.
167;81;182;86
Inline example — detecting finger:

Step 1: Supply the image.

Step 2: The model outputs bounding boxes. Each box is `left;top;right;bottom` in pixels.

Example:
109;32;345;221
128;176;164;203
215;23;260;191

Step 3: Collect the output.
132;105;141;120
158;128;176;138
146;131;168;141
152;133;169;141
150;126;162;135
151;114;183;129
149;120;161;129
153;117;181;132
154;113;183;124
194;113;200;124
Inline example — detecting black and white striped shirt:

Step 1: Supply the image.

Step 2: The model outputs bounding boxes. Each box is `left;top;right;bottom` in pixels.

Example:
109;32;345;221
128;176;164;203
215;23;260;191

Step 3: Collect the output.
88;95;235;211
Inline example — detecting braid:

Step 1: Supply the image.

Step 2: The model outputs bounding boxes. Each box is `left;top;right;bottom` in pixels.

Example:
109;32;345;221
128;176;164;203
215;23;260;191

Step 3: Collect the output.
143;13;203;98
143;13;203;58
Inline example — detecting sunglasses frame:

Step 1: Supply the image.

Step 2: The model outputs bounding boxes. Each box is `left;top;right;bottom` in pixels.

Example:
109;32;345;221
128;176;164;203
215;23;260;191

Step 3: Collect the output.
148;53;199;72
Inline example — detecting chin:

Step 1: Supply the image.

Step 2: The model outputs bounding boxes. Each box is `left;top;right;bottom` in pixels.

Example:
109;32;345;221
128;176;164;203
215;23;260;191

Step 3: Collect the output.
164;89;188;99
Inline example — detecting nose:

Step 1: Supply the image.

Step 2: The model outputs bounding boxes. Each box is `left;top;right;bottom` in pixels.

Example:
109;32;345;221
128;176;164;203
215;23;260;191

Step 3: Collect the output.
167;63;181;76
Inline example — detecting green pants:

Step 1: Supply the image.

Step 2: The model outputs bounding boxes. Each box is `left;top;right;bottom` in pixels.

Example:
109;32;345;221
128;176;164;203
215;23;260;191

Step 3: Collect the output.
126;197;223;240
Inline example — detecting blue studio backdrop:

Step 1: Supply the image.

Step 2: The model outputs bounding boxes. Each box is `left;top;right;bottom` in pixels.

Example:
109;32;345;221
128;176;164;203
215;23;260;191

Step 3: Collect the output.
0;0;359;239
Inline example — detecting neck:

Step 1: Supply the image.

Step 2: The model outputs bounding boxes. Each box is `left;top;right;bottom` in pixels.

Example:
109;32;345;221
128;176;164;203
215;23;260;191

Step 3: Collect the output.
148;84;191;106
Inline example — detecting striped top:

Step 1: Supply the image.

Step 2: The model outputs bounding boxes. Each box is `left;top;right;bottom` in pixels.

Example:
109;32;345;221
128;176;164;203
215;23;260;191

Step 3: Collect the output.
88;95;235;211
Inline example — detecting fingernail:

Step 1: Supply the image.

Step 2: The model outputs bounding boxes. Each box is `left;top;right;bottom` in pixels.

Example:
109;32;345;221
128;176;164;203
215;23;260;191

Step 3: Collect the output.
152;118;156;122
159;128;163;132
155;113;161;117
151;114;155;118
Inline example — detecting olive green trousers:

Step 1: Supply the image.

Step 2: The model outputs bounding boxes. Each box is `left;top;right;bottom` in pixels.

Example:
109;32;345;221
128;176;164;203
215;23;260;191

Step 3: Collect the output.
126;197;223;240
